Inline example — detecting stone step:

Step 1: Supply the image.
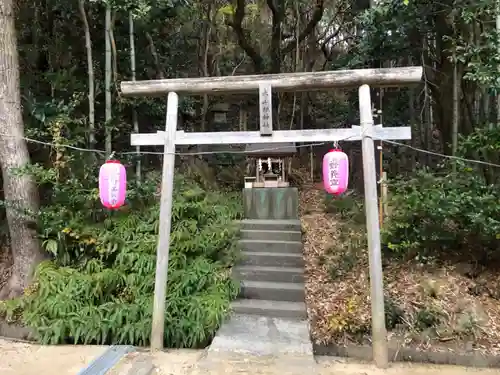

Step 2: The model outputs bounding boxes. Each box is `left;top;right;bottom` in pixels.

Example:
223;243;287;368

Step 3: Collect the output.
241;229;301;242
238;239;302;254
241;251;304;268
234;265;304;283
231;299;307;319
208;314;313;357
239;219;302;232
240;280;305;302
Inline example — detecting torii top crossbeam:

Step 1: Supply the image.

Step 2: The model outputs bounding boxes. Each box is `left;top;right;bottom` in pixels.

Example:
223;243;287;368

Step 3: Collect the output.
120;67;423;96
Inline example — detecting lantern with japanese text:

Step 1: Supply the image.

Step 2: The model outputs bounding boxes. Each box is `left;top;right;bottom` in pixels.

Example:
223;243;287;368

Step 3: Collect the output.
322;148;349;195
99;160;127;209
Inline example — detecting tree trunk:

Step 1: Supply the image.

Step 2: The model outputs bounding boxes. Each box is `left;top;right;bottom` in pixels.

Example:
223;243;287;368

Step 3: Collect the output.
496;0;500;126
451;45;459;173
201;3;212;132
105;6;112;154
78;0;95;148
129;12;141;184
0;0;45;299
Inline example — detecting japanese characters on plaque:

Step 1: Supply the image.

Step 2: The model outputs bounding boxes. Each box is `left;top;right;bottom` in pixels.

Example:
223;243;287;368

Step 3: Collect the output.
329;158;340;187
259;83;272;135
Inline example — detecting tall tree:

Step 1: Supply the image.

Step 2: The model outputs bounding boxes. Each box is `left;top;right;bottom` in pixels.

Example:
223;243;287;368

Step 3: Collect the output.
227;0;326;74
129;11;141;183
105;4;112;154
78;0;96;148
0;0;45;298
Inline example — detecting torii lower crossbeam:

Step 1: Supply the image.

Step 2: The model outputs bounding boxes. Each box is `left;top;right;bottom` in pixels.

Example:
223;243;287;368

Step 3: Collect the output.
131;126;410;146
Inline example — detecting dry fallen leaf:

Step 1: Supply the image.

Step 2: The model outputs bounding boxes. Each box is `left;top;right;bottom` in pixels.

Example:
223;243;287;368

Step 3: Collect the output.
299;184;500;355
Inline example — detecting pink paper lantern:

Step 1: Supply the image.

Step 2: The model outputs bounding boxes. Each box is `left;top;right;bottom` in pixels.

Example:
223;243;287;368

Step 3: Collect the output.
322;149;349;195
99;160;126;209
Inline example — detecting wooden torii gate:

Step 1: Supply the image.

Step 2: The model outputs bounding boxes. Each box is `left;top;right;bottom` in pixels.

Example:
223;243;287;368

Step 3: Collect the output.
120;67;422;368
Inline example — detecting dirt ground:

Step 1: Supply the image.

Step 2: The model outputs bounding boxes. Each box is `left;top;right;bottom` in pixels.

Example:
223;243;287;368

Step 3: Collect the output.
299;185;500;355
1;338;499;375
188;352;500;375
0;338;105;374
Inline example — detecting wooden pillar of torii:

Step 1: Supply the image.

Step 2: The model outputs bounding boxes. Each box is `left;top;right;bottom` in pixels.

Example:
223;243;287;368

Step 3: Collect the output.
120;67;423;368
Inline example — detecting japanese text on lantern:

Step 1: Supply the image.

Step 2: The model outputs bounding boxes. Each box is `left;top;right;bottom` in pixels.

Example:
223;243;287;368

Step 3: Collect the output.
108;170;120;206
329;158;339;187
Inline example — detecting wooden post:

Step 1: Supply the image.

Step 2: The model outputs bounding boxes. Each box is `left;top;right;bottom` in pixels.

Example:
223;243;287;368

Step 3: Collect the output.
150;92;178;351
310;145;314;181
378;86;384;223
381;171;388;219
359;85;388;368
378;144;383;224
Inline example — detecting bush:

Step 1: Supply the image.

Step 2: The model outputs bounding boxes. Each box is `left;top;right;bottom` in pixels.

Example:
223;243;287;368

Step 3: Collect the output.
0;166;242;347
383;128;500;262
324;192;366;224
383;170;500;260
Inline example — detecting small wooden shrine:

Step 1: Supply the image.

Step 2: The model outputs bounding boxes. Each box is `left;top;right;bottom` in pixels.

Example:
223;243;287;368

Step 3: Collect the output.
243;142;297;188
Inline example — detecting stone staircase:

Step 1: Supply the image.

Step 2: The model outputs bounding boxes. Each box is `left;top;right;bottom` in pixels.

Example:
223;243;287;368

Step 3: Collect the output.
232;219;307;320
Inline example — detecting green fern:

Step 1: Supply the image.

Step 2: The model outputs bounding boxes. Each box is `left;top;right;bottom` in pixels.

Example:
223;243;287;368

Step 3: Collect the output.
15;173;242;347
